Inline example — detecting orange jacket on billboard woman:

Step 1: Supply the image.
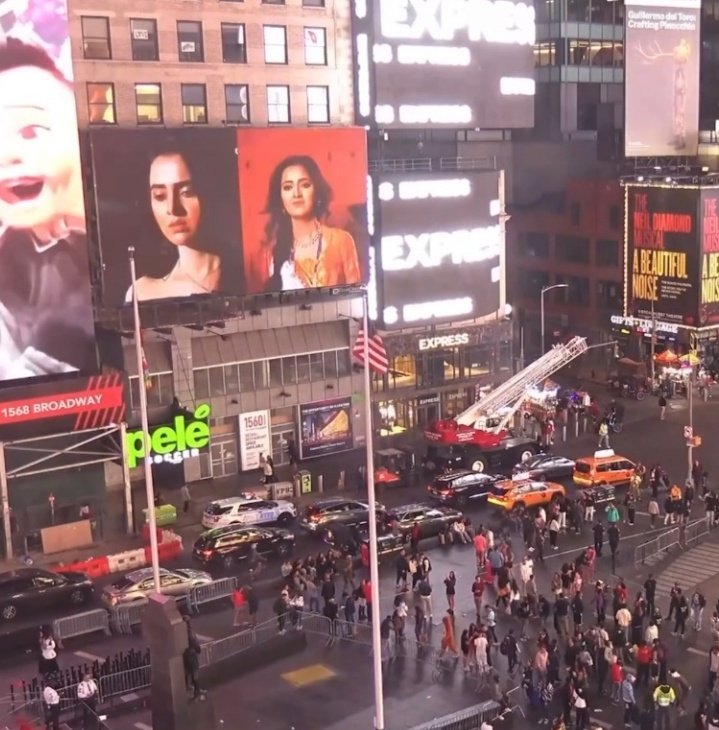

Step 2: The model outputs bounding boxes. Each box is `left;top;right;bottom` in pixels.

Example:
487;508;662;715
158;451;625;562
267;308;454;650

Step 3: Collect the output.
285;225;360;289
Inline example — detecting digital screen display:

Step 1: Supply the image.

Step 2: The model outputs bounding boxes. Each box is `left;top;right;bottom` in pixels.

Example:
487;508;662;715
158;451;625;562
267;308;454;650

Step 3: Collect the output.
91;127;369;305
299;397;353;459
352;0;536;129
624;0;700;157
0;0;96;382
699;188;719;326
625;185;700;326
375;172;504;329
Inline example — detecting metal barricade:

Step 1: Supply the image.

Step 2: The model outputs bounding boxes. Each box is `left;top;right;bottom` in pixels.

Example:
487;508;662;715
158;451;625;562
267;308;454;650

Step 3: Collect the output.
407;700;502;730
98;665;151;702
634;527;681;566
109;600;148;635
53;609;111;647
187;577;237;614
682;518;709;549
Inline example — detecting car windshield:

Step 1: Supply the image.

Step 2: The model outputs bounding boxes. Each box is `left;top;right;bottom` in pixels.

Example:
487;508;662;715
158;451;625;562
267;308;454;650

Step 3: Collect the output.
110;577;136;590
205;503;232;516
575;462;591;474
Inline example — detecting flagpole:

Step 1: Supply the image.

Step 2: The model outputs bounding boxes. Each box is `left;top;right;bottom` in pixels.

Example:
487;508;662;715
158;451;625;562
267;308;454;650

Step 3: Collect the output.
129;247;162;594
361;292;385;730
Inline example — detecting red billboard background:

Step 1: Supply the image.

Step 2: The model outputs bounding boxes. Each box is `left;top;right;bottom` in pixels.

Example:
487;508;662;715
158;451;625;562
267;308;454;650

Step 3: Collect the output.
237;128;368;294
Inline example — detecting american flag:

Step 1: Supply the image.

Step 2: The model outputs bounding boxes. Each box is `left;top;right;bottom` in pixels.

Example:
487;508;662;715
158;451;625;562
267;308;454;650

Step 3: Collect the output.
352;327;389;374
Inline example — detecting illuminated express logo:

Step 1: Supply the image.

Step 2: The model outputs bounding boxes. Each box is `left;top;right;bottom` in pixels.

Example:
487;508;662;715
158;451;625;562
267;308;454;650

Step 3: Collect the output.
125;404;211;468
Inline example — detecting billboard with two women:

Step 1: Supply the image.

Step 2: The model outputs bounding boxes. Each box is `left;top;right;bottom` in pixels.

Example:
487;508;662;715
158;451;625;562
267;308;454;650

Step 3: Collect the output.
91;128;369;306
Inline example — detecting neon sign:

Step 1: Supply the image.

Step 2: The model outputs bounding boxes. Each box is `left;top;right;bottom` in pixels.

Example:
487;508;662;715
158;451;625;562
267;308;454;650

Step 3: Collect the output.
125;404;211;468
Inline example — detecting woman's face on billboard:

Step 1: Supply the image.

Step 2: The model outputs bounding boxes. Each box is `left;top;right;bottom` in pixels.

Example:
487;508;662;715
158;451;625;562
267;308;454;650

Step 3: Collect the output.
0;66;82;230
280;165;315;220
149;153;201;247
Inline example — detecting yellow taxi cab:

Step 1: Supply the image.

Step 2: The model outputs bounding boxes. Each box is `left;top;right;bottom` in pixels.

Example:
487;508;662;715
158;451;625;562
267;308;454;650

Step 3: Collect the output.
487;475;565;512
572;449;636;487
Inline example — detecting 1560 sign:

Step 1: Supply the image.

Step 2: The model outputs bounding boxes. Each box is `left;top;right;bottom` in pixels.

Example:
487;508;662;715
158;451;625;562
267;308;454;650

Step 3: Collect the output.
126;404;211;468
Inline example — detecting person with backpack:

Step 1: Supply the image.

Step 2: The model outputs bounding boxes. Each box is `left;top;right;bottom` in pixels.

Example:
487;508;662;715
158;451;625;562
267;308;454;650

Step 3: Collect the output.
500;628;519;674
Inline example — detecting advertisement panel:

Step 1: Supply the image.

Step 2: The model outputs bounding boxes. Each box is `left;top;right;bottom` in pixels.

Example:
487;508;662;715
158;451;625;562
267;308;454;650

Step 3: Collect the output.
352;0;535;129
625;185;700;326
237;128;369;294
91;129;243;306
376;172;504;329
238;410;271;471
624;0;701;157
0;373;124;440
299;397;353;459
699;188;719;326
0;0;96;382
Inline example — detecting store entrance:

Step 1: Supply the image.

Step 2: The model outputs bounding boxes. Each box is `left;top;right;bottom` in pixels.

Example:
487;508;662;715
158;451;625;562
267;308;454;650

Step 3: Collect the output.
272;428;295;466
210;436;238;478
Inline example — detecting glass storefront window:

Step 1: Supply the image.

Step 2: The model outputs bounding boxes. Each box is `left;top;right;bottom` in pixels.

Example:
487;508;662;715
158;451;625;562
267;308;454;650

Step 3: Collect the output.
129;372;174;409
390;355;417;388
209;367;225;396
337;349;351;377
324;351;338;378
224;364;239;394
378;400;411;436
296;354;310;383
193;369;209;400
310;353;324;380
464;345;491;378
239;363;254;391
282;356;297;384
269;359;282;387
254;361;268;390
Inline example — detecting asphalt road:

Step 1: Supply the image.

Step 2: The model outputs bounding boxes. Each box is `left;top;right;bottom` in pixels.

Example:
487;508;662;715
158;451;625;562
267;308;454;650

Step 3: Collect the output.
1;391;715;728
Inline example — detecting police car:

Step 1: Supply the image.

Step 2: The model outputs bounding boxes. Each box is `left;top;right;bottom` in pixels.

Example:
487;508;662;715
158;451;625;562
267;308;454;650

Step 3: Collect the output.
201;496;297;529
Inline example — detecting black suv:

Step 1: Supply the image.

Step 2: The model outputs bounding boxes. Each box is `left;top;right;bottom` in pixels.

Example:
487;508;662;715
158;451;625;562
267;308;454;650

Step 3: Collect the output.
299;498;384;535
427;470;501;507
193;526;295;570
0;568;94;621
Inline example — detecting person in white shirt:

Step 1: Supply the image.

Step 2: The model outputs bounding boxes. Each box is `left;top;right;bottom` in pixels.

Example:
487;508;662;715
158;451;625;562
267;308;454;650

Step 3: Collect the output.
43;681;61;730
519;556;534;590
77;671;98;726
485;528;495;550
474;631;489;674
645;621;659;645
480;722;493;730
39;628;59;676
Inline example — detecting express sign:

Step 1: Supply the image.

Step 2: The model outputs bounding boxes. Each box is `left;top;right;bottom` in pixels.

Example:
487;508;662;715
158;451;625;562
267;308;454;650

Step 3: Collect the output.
125;404;211;468
418;333;470;350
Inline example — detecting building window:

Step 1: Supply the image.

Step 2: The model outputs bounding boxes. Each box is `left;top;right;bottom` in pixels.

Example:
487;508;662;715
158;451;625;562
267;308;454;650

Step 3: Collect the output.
225;84;250;124
556;275;590;306
609;204;621;230
267;85;290;123
87;83;116;124
519;232;550;259
533;41;555;66
570;201;581;226
307;85;329;123
303;0;326;5
81;16;111;60
129;373;173;409
555;235;590;264
304;27;327;65
221;23;246;63
177;21;204;62
518;269;550;298
596;239;620;267
263;25;287;64
597;280;622;310
130;18;159;61
263;0;285;4
181;84;207;124
135;83;163;124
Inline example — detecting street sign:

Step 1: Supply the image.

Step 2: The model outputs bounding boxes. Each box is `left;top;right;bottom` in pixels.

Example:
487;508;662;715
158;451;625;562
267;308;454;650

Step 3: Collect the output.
684;426;693;439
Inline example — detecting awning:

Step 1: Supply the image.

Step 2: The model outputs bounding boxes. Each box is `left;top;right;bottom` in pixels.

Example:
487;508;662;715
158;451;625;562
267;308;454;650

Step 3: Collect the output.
191;321;349;368
123;340;173;376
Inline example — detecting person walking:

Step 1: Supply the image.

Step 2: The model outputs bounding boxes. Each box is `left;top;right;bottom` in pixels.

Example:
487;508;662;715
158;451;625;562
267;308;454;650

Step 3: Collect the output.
573;687;589;730
43;678;61;730
593;521;604;557
598;420;610;449
77;671;99;730
180;483;191;513
417;575;433;621
644;574;657;620
621;674;636;728
658;393;667;420
501;628;519;674
444;571;457;611
648;498;660;528
653;683;676;730
548;516;560;551
182;640;203;700
673;591;689;638
395;550;409;593
607;523;620;573
38;628;59;676
690;590;706;631
472;574;484;622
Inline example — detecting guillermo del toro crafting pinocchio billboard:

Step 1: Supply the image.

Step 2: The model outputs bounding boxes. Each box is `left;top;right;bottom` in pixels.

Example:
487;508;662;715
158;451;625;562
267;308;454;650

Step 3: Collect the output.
625;184;700;327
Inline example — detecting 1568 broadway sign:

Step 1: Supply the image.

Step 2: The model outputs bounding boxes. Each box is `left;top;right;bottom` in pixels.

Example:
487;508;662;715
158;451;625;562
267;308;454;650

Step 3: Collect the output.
126;404;210;468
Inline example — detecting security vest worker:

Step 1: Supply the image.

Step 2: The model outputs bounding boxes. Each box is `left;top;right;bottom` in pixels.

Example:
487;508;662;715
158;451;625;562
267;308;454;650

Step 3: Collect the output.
653;684;676;730
77;671;98;728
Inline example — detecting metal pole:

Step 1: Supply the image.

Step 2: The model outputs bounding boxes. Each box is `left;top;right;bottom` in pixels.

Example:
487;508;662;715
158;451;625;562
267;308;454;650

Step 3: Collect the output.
540;290;545;355
129;248;161;593
362;293;385;730
687;367;694;482
519;326;525;370
0;444;12;560
119;422;134;535
650;301;656;388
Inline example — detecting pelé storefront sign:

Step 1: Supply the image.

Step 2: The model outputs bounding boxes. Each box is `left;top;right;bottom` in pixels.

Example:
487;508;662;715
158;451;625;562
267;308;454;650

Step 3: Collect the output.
125;404;211;468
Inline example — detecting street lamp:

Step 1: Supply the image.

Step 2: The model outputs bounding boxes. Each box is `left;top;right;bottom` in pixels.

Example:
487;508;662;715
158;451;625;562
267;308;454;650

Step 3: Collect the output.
541;284;568;354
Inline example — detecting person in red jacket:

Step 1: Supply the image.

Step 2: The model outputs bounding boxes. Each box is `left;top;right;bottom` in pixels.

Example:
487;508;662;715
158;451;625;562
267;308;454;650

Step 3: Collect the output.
361;579;373;623
635;640;653;687
610;660;624;703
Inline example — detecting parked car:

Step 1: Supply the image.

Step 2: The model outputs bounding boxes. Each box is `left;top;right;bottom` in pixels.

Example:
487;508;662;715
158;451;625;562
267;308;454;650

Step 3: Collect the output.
427;470;502;506
487;479;565;512
0;568;94;621
573;449;636;487
582;484;616;507
512;453;576;481
192;526;295;569
101;568;213;607
201;496;296;530
298;497;384;534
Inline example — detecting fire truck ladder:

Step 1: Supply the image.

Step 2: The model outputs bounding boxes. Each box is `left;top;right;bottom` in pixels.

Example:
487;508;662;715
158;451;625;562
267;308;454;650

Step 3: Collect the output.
455;336;589;431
